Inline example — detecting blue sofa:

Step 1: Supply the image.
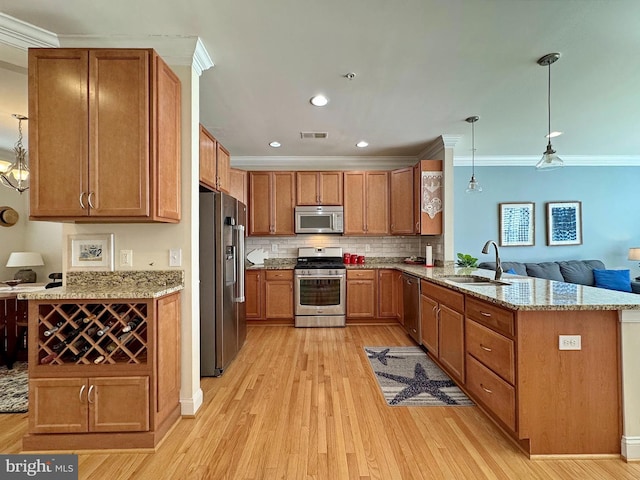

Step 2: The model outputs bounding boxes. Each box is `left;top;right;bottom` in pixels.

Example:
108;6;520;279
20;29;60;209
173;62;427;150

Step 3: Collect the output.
478;259;640;294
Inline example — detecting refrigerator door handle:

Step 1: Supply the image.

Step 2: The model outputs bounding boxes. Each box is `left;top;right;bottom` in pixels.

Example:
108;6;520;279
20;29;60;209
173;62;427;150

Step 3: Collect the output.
234;224;246;303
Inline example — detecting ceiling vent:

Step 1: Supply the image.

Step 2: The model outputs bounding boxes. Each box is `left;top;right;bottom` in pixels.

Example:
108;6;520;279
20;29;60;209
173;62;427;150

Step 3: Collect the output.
300;131;328;139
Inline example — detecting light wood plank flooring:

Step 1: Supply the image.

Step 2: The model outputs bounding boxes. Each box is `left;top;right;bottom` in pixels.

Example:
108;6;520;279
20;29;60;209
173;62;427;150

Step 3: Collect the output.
2;324;640;479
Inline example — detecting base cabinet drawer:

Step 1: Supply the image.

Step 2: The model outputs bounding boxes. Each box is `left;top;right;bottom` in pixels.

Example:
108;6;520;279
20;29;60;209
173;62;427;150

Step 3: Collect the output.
466;355;516;432
466;319;515;384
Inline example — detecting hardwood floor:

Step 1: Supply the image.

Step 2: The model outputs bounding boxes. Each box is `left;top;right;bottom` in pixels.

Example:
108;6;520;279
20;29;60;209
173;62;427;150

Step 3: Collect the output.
2;324;640;479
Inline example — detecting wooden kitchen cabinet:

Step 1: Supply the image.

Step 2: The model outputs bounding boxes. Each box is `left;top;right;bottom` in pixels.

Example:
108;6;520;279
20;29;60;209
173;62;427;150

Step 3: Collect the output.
346;269;377;321
419;279;465;383
296;171;343;205
28;48;181;223
23;293;181;450
29;376;149;434
265;270;294;320
248;171;295;235
245;270;264;320
413;160;443;235
229;168;248;206
199;125;231;194
377;269;400;319
343;171;389;235
390;167;415;235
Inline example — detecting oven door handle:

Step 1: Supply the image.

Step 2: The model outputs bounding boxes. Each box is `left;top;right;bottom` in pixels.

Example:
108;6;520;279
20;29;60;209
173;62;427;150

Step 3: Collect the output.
295;275;346;281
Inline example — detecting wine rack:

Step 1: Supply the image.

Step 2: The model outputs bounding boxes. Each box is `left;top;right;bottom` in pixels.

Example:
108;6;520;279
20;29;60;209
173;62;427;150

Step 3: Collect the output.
36;302;148;365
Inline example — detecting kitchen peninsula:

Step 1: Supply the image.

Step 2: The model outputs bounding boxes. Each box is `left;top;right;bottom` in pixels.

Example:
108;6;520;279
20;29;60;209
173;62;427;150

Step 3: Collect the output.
390;263;640;459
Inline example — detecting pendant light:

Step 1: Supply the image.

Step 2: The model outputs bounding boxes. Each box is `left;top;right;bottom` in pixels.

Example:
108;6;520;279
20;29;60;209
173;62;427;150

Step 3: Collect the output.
465;115;482;193
535;53;563;170
0;114;29;193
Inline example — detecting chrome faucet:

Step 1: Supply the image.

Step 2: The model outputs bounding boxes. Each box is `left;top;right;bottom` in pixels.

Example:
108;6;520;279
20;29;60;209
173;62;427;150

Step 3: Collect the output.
482;240;503;280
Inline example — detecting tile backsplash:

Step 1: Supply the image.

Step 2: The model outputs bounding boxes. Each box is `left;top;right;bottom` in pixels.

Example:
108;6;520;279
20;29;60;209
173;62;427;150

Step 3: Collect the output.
245;235;443;264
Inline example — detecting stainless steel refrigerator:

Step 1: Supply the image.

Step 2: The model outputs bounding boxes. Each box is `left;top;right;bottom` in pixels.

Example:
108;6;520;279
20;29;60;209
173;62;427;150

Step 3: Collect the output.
199;191;247;376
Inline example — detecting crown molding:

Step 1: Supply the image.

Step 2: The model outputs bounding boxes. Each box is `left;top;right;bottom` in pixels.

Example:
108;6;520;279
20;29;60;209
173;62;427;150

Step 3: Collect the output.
0;13;59;50
231;156;416;170
441;134;462;149
58;34;214;74
454;154;640;167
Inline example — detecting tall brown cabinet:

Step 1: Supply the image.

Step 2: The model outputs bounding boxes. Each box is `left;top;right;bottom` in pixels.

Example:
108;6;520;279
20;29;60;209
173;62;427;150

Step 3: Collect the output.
28;48;181;222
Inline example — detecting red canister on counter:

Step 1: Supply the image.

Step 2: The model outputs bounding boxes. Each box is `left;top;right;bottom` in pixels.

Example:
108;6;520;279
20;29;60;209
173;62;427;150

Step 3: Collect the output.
350;255;357;264
358;255;365;264
343;253;351;264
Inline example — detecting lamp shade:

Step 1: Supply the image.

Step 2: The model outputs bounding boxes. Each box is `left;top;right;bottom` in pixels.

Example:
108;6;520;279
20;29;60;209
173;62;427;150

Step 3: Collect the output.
628;248;640;261
6;251;44;268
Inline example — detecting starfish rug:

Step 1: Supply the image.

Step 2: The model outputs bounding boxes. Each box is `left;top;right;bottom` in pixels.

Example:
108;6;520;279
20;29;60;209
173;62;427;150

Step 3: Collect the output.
364;346;474;407
0;362;28;413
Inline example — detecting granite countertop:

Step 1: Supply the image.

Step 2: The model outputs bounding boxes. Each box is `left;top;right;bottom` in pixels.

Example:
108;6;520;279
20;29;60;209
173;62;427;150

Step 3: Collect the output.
393;263;640;311
16;270;184;301
250;257;640;311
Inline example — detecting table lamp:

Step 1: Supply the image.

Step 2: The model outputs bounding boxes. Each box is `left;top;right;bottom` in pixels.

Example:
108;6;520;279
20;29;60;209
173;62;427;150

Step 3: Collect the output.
6;251;44;283
629;248;640;265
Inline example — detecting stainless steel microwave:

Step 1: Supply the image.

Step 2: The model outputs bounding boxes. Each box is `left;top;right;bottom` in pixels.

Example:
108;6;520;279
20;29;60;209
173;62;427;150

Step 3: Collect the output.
295;206;344;234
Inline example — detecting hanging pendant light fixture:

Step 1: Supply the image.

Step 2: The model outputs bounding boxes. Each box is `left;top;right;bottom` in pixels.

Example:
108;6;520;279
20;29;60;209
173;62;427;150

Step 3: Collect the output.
465;115;482;193
535;52;563;170
0;114;29;193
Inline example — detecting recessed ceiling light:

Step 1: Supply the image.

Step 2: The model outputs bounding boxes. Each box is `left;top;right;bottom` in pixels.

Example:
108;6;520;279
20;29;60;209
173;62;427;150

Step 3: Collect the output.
546;131;563;138
310;94;328;107
356;141;369;148
269;141;281;148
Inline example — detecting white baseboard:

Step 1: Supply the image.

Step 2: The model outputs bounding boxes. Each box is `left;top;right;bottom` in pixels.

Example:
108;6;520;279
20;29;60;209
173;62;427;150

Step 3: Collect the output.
621;436;640;461
180;388;203;417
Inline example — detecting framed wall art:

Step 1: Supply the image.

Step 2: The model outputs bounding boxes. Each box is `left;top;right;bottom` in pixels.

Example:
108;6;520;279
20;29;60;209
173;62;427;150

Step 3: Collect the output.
67;233;115;271
546;201;582;246
499;202;535;247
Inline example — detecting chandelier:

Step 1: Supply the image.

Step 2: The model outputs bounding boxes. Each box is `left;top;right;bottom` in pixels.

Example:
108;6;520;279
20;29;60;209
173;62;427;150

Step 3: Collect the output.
0;114;29;194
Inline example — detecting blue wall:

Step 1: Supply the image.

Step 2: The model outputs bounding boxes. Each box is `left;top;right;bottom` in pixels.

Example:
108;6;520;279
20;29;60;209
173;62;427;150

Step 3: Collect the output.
454;166;640;277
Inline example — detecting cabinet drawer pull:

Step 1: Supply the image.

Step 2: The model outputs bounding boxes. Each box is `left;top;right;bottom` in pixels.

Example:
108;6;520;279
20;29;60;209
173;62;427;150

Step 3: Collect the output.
480;311;492;317
480;344;493;352
79;384;86;402
88;192;95;209
79;192;86;209
88;385;95;404
480;383;493;394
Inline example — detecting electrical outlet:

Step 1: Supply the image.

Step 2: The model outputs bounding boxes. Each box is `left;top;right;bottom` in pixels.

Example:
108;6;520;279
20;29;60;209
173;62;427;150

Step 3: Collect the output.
120;250;133;267
169;248;182;267
365;244;371;252
271;243;278;253
559;335;581;350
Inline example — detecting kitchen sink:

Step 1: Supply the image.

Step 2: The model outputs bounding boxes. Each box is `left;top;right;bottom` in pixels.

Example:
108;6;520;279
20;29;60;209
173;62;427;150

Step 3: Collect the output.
439;275;511;286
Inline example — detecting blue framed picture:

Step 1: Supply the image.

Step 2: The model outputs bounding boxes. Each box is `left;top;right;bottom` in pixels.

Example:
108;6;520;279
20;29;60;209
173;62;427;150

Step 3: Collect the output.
546;201;582;246
499;202;535;246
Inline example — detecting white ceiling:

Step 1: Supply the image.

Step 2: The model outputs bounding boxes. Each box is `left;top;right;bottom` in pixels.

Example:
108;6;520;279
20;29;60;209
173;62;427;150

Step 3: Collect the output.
1;0;640;165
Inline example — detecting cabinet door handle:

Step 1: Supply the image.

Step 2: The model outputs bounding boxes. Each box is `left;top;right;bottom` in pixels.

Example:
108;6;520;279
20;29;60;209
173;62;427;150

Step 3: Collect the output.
79;192;86;209
480;344;493;352
415;221;420;232
79;384;86;402
480;311;492;317
88;384;95;404
88;192;96;209
480;383;493;394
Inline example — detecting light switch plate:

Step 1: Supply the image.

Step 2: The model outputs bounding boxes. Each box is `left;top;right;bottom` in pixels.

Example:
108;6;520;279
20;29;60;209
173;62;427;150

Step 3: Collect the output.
559;335;581;350
169;248;182;267
120;250;133;267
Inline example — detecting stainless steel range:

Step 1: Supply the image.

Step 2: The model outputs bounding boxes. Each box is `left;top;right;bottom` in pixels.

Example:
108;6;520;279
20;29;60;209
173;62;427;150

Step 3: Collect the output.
294;247;346;327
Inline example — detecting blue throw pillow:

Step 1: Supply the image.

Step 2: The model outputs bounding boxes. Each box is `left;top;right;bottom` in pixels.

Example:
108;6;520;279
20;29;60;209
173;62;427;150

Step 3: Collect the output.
505;268;517;275
593;269;632;292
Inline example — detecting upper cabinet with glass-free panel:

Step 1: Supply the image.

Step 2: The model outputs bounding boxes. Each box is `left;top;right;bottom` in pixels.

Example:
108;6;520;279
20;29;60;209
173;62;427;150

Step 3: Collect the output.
28;48;181;223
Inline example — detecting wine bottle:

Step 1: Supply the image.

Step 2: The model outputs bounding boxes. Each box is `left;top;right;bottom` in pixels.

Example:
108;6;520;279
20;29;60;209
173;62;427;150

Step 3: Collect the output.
96;320;115;337
93;355;105;364
44;321;64;337
40;352;58;364
121;317;143;333
52;324;86;351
